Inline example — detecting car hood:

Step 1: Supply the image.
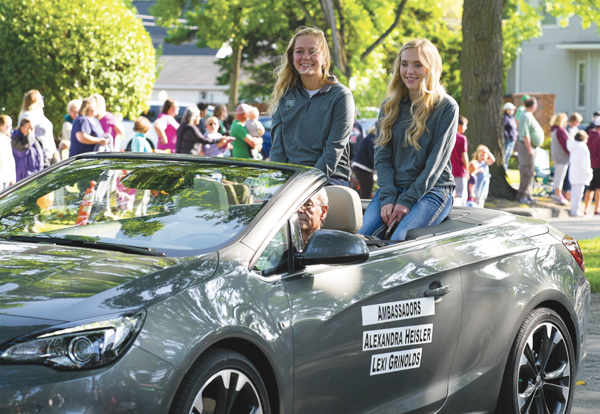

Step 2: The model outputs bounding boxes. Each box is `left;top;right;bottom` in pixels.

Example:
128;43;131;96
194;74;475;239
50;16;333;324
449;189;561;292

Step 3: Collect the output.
0;240;218;325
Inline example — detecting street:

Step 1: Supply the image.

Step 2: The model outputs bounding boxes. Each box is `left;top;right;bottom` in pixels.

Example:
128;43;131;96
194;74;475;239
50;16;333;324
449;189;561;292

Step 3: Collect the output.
572;296;600;413
538;216;599;412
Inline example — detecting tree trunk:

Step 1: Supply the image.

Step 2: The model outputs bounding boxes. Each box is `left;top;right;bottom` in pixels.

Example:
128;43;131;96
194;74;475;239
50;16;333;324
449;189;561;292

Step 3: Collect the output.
321;0;349;78
228;45;242;112
461;0;516;199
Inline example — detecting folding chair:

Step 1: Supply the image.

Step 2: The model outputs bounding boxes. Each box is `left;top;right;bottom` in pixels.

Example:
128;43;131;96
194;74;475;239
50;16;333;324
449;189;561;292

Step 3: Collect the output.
531;148;554;198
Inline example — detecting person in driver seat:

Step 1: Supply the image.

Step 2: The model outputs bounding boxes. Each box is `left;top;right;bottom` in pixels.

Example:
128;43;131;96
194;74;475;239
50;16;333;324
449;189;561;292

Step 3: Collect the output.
298;188;329;246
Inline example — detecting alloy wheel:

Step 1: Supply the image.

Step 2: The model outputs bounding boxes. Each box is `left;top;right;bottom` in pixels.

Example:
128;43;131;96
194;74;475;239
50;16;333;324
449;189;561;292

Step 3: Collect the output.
516;322;571;414
189;368;264;414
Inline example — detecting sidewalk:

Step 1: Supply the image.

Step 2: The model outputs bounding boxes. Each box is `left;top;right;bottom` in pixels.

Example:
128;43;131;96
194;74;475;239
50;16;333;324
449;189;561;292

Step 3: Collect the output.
486;196;600;240
486;192;574;219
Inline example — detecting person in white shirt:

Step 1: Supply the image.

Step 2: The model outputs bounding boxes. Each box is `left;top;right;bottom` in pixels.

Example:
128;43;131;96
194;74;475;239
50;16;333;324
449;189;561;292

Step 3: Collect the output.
567;130;593;217
18;89;56;166
0;115;17;191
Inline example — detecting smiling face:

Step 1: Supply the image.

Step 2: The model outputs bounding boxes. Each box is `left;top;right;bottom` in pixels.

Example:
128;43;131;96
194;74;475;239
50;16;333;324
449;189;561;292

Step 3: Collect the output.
400;48;428;100
293;35;325;82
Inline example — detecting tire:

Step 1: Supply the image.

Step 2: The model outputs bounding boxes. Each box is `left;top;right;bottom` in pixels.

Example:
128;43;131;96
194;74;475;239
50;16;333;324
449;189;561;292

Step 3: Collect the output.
169;348;271;414
497;307;575;414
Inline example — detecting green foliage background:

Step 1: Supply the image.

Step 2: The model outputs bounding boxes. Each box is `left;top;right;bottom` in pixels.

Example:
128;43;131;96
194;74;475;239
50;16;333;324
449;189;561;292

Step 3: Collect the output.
0;0;156;136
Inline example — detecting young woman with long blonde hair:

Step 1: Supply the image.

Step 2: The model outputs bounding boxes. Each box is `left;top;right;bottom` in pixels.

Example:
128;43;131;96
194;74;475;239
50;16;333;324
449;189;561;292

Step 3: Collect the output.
358;39;459;241
549;112;570;205
268;26;355;185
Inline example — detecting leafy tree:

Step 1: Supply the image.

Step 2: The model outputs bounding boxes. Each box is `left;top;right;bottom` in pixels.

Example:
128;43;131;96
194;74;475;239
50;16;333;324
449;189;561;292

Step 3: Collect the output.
462;0;600;199
0;0;156;136
151;0;299;110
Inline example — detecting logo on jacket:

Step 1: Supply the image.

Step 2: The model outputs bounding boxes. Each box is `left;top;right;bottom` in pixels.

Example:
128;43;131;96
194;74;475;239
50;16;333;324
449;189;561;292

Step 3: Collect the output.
285;99;295;109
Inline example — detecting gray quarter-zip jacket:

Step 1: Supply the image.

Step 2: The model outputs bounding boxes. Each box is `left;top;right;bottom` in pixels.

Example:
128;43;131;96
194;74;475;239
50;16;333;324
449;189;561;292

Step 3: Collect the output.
375;93;458;209
270;78;355;180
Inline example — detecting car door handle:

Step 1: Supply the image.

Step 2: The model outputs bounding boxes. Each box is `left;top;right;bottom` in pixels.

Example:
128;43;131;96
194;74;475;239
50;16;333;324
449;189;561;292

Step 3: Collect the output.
424;285;451;297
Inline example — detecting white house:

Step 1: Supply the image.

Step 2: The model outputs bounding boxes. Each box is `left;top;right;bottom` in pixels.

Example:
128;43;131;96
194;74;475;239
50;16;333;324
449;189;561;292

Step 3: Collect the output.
506;4;600;124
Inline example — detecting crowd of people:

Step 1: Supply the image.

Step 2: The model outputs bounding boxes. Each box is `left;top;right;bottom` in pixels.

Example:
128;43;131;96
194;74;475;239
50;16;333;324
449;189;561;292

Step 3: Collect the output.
1;26;599;243
500;94;600;217
0;92;268;188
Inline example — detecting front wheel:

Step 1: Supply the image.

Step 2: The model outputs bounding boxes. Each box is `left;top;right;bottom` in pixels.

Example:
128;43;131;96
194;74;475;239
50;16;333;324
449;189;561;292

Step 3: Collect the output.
497;307;575;414
170;348;271;414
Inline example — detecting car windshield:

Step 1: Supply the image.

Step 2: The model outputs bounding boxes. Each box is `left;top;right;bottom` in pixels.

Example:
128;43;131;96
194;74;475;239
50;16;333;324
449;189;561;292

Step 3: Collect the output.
0;158;295;257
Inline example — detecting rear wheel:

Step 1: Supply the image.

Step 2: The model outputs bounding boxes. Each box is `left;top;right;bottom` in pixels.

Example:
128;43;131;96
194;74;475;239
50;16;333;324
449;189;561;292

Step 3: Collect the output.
497;307;574;414
170;348;270;414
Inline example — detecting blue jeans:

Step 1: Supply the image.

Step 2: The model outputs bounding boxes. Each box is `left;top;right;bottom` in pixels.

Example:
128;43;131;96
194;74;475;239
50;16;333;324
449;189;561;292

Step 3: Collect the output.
504;138;516;170
358;187;453;241
328;179;349;187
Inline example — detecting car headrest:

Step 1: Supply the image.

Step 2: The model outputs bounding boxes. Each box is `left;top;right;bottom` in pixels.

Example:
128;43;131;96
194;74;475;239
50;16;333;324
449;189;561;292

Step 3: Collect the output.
177;177;229;221
322;185;363;233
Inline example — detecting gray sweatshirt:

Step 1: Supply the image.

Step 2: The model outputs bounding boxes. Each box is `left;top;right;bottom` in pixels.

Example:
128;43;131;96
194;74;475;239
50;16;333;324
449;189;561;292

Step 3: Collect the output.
375;94;458;209
270;78;355;180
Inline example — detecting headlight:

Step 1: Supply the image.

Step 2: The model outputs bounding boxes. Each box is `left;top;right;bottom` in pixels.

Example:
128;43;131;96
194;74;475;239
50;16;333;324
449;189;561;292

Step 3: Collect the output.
0;311;145;370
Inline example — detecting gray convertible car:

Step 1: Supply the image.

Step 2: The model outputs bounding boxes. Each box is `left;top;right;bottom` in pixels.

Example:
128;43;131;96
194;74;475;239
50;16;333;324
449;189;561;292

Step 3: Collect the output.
0;153;590;414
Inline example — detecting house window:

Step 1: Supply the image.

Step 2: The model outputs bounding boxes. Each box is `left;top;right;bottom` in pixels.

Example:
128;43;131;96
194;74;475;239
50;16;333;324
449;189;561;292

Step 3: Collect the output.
577;62;586;108
542;11;557;26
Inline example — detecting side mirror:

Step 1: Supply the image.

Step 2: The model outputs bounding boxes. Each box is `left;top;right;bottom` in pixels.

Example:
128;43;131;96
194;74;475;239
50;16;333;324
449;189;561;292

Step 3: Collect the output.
295;230;369;267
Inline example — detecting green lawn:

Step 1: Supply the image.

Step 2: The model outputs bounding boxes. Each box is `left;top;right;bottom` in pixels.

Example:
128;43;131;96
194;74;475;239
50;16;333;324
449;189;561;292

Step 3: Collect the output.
580;238;600;293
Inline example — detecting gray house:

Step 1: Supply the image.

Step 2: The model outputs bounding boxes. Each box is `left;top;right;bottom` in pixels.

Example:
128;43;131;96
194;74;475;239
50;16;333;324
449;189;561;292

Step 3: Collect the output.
506;7;600;125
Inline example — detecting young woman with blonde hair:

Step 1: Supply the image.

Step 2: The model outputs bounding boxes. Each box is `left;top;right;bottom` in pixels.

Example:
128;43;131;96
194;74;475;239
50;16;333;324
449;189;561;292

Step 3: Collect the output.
268;26;355;186
358;39;459;241
549;112;570;205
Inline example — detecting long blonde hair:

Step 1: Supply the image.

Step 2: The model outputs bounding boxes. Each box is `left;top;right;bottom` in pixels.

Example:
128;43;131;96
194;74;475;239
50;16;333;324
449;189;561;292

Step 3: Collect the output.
267;26;335;115
376;39;445;150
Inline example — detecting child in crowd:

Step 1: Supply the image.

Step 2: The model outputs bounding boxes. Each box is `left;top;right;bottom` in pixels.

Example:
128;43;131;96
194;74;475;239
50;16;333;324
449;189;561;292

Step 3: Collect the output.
465;160;479;207
244;107;264;160
131;116;153;153
203;116;234;157
244;107;265;138
567;131;593;217
472;145;496;208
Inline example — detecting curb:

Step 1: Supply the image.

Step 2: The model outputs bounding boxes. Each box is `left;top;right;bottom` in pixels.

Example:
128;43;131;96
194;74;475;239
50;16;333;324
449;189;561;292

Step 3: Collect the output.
499;206;570;219
592;294;600;313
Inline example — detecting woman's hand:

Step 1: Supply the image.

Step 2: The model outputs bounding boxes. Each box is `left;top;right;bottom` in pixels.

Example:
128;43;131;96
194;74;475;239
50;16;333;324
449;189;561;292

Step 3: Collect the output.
384;203;410;226
217;137;229;148
380;204;393;224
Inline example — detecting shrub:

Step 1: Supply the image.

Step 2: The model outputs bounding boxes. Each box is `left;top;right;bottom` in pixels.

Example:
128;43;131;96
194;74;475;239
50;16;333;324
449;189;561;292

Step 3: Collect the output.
0;0;155;136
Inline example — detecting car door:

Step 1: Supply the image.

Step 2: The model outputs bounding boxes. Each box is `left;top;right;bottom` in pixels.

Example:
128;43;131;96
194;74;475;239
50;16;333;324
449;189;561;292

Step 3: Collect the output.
282;224;463;414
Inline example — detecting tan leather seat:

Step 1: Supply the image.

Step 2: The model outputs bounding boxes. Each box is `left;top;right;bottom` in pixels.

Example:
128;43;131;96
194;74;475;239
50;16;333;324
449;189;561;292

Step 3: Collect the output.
322;186;363;233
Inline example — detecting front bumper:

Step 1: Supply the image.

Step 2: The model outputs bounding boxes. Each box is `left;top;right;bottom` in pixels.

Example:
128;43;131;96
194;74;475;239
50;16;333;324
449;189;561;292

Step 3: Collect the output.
0;345;182;414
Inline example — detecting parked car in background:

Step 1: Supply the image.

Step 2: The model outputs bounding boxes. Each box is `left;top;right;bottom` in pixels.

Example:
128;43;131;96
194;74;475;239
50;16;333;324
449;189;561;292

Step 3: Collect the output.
358;117;378;134
0;153;590;414
259;116;272;159
121;101;213;151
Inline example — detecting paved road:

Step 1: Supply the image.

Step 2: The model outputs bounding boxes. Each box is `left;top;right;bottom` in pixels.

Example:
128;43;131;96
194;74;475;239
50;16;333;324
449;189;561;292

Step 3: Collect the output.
545;216;600;241
572;297;600;413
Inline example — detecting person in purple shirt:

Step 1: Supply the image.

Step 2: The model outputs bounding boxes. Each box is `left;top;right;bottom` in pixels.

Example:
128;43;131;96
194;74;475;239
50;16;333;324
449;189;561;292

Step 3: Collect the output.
93;94;125;150
11;117;44;182
70;97;111;157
